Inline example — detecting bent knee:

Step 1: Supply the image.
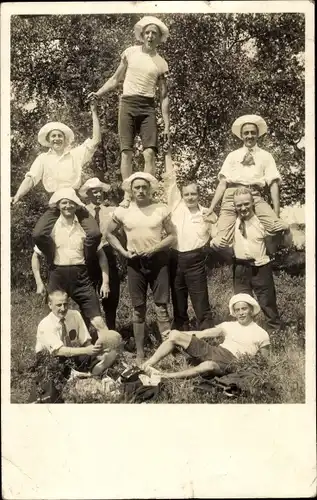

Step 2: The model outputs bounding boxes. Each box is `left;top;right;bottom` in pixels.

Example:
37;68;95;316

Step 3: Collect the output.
143;147;155;159
132;305;146;323
91;316;107;330
105;330;122;350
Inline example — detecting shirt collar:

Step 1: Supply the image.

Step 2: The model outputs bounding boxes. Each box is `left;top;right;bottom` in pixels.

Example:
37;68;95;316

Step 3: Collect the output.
56;213;80;227
48;311;68;325
241;144;259;154
47;146;72;158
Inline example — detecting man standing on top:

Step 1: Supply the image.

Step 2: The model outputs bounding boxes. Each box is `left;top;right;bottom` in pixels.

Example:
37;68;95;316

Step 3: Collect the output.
88;16;170;207
163;150;217;331
106;172;176;364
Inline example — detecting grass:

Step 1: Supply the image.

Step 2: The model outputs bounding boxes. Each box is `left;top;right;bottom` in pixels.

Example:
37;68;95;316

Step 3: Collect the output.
10;265;305;404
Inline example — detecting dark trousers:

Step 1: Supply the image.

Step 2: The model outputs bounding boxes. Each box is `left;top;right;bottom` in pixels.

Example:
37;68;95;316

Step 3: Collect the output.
169;248;213;331
233;260;281;331
87;245;120;330
33;206;102;265
48;265;101;320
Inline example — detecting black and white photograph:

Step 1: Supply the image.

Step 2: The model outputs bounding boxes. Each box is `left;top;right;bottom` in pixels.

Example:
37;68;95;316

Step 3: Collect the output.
1;1;315;498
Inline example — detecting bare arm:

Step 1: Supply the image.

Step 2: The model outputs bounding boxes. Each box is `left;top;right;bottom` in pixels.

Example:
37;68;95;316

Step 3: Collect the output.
93;60;127;97
158;76;170;135
209;178;227;212
106;218;134;258
90;100;101;147
31;251;45;295
12;177;34;204
193;326;224;340
269;180;280;217
97;248;110;298
55;343;102;357
164;150;182;211
155;217;176;252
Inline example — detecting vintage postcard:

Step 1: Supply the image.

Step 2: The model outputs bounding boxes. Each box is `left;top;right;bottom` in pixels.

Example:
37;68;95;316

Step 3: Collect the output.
1;1;315;498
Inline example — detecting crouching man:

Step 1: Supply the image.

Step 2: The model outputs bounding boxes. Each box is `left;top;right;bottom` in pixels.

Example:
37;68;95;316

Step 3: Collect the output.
29;290;122;403
142;294;270;379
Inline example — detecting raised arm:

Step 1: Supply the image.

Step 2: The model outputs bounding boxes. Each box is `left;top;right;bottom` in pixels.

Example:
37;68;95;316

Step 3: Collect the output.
89;59;127;99
90;99;101;147
164;150;182;211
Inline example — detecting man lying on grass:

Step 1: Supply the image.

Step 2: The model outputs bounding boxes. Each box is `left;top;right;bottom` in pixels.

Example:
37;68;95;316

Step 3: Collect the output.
141;294;270;379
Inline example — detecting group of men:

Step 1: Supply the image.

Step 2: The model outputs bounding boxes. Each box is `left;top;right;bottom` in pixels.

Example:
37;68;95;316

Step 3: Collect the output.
11;16;291;394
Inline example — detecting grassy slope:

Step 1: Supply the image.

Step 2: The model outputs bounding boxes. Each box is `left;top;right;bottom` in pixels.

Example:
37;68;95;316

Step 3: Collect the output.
10;265;305;404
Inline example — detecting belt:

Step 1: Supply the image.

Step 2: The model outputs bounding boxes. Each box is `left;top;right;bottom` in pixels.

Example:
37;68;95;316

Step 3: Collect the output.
227;183;262;192
171;245;208;256
234;258;256;266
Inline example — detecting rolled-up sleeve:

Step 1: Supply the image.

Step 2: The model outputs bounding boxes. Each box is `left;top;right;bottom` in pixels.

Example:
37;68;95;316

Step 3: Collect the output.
218;153;233;181
72;138;98;169
25;155;44;187
36;325;63;355
163;170;182;212
264;153;281;186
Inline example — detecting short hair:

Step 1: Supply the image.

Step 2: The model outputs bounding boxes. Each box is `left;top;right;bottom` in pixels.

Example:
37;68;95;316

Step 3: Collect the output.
181;181;199;194
240;122;259;136
233;187;254;199
48;289;68;302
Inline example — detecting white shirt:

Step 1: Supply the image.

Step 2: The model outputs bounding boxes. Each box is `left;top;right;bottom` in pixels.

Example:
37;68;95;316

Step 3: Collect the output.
112;202;170;253
86;203;115;250
51;214;86;265
219;145;281;187
35;310;91;354
164;170;216;251
25;139;97;193
233;215;270;266
219;320;270;357
121;45;168;98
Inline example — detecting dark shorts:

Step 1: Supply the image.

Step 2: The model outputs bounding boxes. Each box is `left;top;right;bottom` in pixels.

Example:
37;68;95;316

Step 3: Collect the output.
118;95;157;153
186;336;237;372
48;265;101;319
127;251;169;307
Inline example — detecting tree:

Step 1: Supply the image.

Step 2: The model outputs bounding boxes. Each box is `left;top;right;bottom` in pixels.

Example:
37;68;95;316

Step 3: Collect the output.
10;13;305;286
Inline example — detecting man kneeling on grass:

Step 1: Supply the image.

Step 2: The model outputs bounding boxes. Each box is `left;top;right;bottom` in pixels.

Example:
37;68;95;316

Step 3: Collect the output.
141;294;270;379
31;290;121;403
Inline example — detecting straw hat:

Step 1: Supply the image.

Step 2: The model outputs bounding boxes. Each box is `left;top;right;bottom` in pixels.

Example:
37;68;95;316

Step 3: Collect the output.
38;122;75;147
229;294;261;317
134;16;169;43
122;172;159;193
48;188;85;208
79;177;111;199
231;115;268;139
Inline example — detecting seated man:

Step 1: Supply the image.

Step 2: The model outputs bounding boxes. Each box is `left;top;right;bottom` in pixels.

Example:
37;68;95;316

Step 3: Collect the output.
141;294;270;379
204;114;289;248
46;186;122;355
11;100;102;265
30;290;115;403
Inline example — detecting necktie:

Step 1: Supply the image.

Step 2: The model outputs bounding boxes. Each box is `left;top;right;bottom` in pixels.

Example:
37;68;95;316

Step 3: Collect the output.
60;318;70;346
241;150;255;166
94;206;101;227
239;219;247;238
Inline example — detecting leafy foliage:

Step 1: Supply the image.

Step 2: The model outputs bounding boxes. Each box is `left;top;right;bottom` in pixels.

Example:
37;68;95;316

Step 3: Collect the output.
10;13;305;283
